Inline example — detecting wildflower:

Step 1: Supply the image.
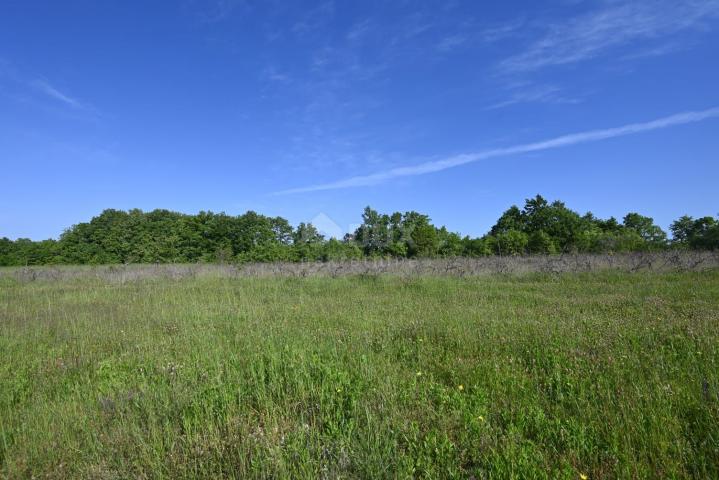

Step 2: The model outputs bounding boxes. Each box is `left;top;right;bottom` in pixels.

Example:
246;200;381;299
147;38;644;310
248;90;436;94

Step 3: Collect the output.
457;384;464;391
579;474;588;480
336;388;342;393
478;415;484;422
416;371;422;377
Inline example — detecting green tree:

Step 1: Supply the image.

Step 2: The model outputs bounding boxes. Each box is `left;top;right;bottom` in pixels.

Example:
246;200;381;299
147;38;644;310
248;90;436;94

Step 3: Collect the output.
670;215;695;245
293;223;324;245
437;227;464;257
8;197;718;266
293;223;325;261
354;207;391;257
495;230;528;256
409;221;439;258
623;213;667;250
527;230;557;254
461;236;492;257
490;205;523;236
679;216;719;250
320;238;363;261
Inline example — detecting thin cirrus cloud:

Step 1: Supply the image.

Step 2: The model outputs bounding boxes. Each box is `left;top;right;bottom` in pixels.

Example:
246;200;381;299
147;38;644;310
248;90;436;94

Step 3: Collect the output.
31;79;85;109
274;107;719;195
184;0;246;23
484;84;579;111
499;0;719;73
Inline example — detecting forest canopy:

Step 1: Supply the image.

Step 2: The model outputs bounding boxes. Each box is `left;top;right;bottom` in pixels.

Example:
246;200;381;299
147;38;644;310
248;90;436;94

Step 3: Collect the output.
1;195;717;266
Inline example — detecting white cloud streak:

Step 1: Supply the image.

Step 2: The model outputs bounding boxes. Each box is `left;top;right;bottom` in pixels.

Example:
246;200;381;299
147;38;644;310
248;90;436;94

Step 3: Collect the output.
31;79;84;109
274;107;719;195
485;84;580;110
499;0;719;73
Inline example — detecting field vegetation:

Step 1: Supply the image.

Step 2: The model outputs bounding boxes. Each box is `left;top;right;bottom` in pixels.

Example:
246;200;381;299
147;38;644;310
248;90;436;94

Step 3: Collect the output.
1;265;718;478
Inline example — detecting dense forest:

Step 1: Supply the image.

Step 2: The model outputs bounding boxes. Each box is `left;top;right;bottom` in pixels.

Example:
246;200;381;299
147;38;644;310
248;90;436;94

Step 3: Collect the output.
1;195;717;266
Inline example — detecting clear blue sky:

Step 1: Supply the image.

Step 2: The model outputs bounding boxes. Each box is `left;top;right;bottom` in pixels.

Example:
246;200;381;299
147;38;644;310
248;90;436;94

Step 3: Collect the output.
2;0;718;240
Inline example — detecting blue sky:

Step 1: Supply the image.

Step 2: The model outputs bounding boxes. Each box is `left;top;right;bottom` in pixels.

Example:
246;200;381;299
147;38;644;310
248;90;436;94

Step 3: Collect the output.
1;0;718;240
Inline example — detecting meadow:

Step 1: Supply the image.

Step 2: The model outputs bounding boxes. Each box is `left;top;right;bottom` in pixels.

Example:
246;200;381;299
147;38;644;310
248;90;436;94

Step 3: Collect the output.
1;266;718;478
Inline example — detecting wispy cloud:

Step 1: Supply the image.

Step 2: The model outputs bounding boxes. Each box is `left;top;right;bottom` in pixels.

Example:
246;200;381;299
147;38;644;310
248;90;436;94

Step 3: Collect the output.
499;0;719;73
619;41;687;61
31;79;85;109
485;84;581;110
0;59;98;117
436;34;467;53
291;0;334;36
261;66;291;84
184;0;246;23
274;107;719;194
435;17;524;54
346;19;374;44
479;19;525;44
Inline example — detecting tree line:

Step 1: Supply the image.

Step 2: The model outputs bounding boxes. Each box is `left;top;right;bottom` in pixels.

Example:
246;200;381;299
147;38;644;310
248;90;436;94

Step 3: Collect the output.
1;195;717;266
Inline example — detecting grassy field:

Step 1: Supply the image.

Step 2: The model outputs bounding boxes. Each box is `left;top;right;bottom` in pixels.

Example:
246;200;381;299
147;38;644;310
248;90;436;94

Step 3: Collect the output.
1;270;718;479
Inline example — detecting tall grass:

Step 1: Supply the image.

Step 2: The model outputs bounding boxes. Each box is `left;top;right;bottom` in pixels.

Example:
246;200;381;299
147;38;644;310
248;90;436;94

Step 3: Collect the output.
1;271;718;478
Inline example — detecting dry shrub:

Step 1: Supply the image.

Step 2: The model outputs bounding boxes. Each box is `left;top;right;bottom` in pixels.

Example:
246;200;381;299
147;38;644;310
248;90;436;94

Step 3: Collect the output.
2;251;718;283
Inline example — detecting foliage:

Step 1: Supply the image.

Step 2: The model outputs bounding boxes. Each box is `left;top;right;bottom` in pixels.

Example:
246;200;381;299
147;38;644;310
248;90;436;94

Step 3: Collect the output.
671;215;719;250
1;195;716;266
527;230;557;254
494;229;529;256
622;212;668;250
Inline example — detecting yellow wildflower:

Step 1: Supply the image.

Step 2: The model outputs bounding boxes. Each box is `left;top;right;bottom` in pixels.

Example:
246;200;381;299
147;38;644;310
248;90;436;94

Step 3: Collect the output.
457;384;464;391
580;474;588;480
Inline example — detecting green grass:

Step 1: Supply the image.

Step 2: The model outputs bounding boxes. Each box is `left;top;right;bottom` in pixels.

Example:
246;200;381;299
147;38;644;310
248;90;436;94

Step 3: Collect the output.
1;271;718;479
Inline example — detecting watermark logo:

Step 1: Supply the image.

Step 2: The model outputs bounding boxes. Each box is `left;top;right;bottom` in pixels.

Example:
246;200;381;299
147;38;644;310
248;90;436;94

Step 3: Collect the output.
311;212;344;239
